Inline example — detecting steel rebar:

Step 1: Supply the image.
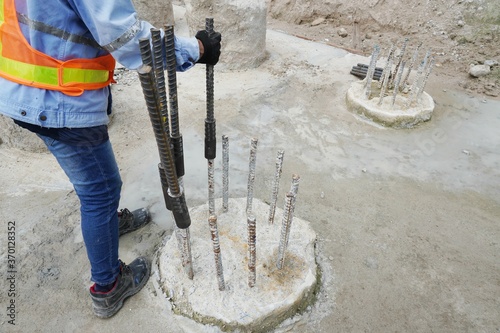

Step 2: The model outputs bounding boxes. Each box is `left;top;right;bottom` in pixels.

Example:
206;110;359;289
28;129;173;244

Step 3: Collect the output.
276;192;294;270
364;45;380;99
390;38;408;87
405;50;431;109
208;215;225;290
416;57;435;102
175;225;194;279
378;44;395;89
401;42;422;88
138;64;192;278
222;135;229;212
391;61;406;107
247;215;256;287
277;174;300;270
246;138;259;216
378;50;394;105
164;25;185;178
268;150;285;224
350;67;383;81
208;158;215;215
151;29;170;135
204;18;217;217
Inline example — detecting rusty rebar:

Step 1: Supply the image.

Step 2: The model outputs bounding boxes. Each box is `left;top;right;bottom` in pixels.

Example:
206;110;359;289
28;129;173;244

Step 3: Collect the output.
209;215;225;291
175;225;194;280
268;150;285;224
247;215;256;287
246;138;259;216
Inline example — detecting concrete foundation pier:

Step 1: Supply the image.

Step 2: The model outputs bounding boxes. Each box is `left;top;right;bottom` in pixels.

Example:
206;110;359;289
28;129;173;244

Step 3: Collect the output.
155;197;319;332
346;80;435;128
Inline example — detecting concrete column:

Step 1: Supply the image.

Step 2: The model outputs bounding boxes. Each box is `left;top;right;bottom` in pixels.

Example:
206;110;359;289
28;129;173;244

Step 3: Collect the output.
183;0;268;69
132;0;175;27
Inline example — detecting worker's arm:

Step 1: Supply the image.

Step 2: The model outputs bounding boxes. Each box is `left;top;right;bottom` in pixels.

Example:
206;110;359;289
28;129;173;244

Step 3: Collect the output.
67;0;200;71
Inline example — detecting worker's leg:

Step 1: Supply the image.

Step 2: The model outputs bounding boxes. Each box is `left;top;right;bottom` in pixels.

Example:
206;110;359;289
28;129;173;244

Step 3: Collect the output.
37;134;122;286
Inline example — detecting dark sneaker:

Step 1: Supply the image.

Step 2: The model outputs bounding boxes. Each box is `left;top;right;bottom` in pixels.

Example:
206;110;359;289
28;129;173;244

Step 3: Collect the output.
118;208;151;236
90;257;150;318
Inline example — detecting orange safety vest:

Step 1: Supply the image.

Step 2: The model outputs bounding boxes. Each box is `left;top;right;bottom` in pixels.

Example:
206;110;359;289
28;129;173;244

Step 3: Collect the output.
0;0;116;96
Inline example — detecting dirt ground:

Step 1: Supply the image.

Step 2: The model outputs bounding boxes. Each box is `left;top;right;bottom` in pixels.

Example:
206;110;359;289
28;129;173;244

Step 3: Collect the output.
1;1;499;333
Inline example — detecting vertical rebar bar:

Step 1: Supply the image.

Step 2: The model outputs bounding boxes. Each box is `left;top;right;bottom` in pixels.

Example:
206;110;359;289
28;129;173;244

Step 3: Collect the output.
204;18;217;217
222;135;229;212
364;45;380;99
391;61;406;107
390;38;409;87
247;215;256;287
378;44;395;89
209;215;225;291
151;29;170;134
246;138;259;216
401;42;422;88
405;50;431;109
164;25;185;179
175;225;194;280
208;159;215;215
289;174;300;197
277;174;300;270
268;150;285;224
277;192;294;270
378;52;394;105
416;57;435;102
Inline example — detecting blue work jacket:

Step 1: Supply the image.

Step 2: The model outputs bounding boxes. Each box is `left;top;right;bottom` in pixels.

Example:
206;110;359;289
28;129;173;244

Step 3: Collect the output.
0;0;200;128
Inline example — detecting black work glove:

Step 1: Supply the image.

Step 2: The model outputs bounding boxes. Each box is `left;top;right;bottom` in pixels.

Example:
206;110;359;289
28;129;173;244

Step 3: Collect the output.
195;30;222;65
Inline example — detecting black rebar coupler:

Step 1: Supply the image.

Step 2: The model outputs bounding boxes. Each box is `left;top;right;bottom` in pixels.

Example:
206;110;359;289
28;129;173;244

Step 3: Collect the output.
169;192;191;229
205;118;216;160
172;136;185;178
158;163;172;211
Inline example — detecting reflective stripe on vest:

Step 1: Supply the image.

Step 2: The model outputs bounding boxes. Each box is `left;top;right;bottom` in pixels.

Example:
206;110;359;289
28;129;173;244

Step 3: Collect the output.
0;0;116;96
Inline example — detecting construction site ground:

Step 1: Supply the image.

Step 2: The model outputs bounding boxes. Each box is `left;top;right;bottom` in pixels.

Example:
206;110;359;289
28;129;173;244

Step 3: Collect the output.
0;1;499;332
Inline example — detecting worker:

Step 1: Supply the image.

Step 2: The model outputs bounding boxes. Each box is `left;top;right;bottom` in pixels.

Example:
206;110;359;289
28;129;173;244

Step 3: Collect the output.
0;0;221;318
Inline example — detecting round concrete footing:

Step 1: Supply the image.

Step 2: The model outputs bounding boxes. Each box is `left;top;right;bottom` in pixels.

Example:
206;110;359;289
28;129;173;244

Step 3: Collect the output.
156;198;319;332
346;80;435;128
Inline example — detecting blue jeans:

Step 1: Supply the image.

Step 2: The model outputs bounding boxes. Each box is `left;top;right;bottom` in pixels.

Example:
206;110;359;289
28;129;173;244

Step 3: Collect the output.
37;134;122;285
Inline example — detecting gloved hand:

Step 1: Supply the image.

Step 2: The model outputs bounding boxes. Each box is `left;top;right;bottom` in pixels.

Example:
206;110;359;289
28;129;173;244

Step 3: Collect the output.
195;30;222;65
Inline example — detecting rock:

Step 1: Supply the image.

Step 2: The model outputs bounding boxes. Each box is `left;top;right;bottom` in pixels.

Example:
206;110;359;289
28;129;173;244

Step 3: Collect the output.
457;20;465;27
484;59;498;67
337;28;348;38
469;64;491;78
311;17;325;26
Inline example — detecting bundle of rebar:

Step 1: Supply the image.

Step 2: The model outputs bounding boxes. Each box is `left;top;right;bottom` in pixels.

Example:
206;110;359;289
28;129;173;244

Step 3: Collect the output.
137;28;193;279
350;63;384;81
